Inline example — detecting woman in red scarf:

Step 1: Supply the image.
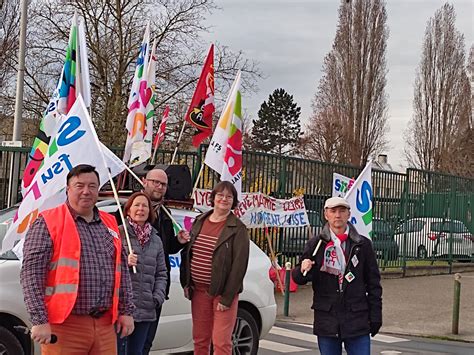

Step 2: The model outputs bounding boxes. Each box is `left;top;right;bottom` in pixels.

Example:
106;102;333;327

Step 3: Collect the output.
118;192;167;355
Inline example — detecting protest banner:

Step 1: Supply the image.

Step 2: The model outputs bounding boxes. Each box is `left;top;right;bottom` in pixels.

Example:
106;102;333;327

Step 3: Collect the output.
193;189;309;228
332;172;355;198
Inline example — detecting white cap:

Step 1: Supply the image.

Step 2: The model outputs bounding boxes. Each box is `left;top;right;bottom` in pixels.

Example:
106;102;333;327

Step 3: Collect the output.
324;196;350;209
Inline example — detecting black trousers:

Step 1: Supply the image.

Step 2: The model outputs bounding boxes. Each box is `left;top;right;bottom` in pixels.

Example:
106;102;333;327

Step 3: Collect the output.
142;305;162;355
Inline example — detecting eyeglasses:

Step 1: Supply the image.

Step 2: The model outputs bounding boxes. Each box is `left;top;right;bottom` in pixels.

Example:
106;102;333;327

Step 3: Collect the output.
146;179;168;188
215;193;234;201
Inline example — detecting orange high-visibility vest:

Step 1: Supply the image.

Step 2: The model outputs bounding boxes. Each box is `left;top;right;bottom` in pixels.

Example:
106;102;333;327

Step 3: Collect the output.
41;204;122;324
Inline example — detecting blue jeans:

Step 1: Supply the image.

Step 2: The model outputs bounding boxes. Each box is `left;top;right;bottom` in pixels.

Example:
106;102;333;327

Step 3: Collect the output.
143;305;162;355
117;321;152;355
318;334;370;355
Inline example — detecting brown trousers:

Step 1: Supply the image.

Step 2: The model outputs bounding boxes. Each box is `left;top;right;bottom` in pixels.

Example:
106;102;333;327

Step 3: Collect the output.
41;314;117;355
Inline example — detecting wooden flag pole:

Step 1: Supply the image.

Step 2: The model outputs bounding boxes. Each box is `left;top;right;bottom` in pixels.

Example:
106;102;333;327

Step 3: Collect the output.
106;168;137;274
171;119;187;164
264;225;285;295
192;163;205;195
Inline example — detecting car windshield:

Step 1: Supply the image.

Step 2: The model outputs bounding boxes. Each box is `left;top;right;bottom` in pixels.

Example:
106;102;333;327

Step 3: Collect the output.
373;219;392;234
431;221;469;233
397;219;425;233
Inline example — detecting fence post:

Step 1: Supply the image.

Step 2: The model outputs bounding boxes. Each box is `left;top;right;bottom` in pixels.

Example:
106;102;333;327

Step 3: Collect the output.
283;262;292;317
452;273;461;334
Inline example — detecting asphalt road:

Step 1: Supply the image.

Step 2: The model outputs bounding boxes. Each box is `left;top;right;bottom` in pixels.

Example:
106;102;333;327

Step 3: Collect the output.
258;322;474;355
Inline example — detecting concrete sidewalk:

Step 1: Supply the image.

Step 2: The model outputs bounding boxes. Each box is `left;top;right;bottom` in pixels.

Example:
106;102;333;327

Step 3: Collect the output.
275;272;474;342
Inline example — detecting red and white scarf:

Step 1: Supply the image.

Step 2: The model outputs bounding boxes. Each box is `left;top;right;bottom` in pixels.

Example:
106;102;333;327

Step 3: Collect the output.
127;216;152;248
320;227;349;287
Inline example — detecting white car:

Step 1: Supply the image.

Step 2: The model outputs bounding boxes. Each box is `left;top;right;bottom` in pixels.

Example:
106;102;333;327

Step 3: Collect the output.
0;203;276;355
393;217;474;259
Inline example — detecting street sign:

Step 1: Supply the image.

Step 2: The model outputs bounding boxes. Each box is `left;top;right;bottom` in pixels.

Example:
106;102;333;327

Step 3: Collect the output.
1;141;23;147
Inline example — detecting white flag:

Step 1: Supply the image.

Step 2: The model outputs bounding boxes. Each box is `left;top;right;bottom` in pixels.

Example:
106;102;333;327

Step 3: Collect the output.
1;96;126;254
344;161;373;239
204;71;243;198
123;24;151;165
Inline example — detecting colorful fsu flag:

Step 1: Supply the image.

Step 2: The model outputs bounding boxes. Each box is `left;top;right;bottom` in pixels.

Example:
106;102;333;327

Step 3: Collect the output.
22;13;91;196
185;44;215;147
2;96;126;255
123;24;151;166
204;71;243;198
154;106;170;148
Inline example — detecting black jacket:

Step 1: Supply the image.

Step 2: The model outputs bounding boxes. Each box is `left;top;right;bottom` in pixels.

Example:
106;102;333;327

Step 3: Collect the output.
292;222;382;339
151;204;186;299
180;210;250;307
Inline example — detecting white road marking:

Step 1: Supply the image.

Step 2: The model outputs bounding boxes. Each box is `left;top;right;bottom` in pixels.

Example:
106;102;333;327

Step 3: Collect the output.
380;351;402;354
270;326;317;343
259;339;309;353
373;334;410;343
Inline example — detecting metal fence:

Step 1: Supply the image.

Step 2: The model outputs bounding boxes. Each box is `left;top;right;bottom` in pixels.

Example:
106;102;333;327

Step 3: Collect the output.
1;145;473;270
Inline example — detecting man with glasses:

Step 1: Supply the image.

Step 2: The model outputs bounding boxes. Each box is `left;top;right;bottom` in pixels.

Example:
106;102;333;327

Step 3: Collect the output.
141;168;190;354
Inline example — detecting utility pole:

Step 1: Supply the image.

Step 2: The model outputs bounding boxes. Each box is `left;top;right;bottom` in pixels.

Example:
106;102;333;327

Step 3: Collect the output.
8;0;28;206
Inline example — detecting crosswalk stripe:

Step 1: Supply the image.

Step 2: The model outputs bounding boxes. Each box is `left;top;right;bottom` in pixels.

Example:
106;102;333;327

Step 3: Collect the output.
259;339;309;353
270;326;317;343
373;334;410;343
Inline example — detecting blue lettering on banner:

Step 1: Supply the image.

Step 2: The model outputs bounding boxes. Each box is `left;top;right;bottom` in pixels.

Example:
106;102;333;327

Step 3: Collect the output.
249;211;308;227
57;116;86;146
169;255;181;268
335;178;342;192
40;154;73;184
356;181;372;213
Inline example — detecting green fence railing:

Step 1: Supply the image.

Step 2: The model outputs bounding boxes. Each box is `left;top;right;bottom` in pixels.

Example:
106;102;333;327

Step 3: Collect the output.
1;145;472;271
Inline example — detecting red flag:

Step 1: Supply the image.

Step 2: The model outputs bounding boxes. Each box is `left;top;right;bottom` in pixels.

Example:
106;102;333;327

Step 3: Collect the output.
154;106;170;148
185;44;215;147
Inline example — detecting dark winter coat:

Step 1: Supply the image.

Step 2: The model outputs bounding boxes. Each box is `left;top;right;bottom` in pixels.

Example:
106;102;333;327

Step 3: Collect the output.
120;221;167;322
180;210;250;307
292;222;382;339
151;204;186;299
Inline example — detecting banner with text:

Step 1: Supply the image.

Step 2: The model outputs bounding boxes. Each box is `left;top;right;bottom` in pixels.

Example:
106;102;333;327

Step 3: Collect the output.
193;189;309;228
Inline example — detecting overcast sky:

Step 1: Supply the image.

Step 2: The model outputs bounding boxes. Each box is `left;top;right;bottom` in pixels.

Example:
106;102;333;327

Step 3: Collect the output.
202;0;473;171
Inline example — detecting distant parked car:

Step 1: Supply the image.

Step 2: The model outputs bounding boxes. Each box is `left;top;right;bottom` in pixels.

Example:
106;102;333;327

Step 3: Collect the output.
394;218;474;259
372;218;399;261
281;211;324;257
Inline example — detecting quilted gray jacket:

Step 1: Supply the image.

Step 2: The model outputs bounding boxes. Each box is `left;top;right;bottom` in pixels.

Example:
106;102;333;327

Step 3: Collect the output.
120;221;167;322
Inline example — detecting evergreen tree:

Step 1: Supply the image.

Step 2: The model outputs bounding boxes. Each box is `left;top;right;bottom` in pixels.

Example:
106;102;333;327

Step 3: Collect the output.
252;88;301;155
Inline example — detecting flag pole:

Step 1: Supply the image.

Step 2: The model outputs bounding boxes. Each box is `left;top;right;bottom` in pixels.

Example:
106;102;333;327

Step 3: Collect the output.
171;119;186;164
264;224;284;295
106;168;137;274
192;163;204;194
80;95;137;273
150;138;160;165
122;161;183;232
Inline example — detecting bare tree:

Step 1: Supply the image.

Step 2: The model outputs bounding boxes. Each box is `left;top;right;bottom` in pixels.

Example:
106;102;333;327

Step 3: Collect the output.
5;0;262;148
301;106;344;163
0;0;20;117
303;0;389;166
405;3;473;177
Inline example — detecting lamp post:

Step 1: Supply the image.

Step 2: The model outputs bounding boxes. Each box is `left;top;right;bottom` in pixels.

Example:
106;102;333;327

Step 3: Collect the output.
8;0;28;206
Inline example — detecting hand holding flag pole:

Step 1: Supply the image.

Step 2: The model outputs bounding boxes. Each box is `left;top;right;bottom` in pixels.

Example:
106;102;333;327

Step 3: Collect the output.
303;239;322;277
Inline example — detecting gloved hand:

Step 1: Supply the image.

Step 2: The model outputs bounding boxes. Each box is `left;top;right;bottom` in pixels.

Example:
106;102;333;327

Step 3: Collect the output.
370;322;382;337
